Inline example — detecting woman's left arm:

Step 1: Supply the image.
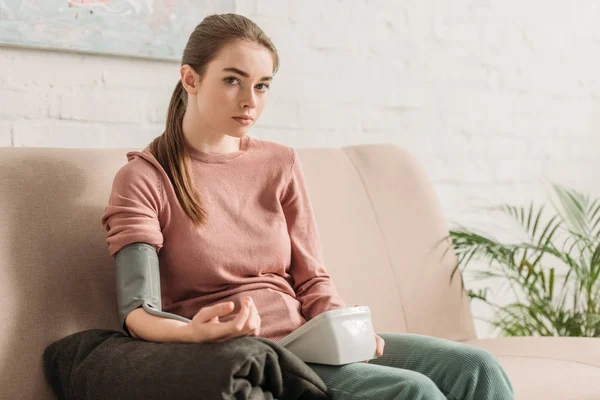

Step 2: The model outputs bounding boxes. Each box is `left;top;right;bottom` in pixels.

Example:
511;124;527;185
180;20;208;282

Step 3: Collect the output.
280;149;347;321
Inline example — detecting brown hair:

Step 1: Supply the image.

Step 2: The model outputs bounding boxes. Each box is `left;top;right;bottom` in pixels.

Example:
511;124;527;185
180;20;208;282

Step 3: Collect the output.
147;13;279;226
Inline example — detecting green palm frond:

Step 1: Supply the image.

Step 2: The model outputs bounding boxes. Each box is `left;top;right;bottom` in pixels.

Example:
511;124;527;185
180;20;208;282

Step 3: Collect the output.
438;182;600;337
548;182;590;237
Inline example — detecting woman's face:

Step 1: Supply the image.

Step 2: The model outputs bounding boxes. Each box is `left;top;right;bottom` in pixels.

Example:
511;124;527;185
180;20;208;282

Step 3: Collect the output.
181;40;274;138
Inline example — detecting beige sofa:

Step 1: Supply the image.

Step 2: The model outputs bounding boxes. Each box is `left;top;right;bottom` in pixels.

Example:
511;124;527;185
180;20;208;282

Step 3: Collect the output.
1;143;598;399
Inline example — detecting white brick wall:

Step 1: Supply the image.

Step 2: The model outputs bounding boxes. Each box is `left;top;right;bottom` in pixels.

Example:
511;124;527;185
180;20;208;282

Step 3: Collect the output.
1;0;599;338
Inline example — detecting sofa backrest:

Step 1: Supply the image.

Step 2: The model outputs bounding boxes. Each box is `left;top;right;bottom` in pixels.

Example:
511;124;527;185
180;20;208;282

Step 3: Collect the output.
0;143;475;399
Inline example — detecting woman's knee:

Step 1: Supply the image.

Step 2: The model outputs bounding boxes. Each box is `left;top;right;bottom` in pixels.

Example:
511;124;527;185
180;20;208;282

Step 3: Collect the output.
464;347;505;374
462;346;515;395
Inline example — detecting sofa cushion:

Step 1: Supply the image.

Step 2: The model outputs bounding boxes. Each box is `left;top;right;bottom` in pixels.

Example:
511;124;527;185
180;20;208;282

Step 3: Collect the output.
462;337;600;399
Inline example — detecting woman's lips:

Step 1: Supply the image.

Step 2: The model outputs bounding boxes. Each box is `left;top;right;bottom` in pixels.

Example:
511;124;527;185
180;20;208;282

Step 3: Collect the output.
232;117;252;125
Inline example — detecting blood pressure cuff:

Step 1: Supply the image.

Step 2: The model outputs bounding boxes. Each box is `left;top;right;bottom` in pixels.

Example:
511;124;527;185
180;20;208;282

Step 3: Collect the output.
114;242;191;336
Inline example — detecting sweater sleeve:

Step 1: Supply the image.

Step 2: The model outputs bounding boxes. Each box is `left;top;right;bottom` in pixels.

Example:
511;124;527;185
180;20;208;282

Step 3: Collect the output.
280;149;347;320
101;158;164;257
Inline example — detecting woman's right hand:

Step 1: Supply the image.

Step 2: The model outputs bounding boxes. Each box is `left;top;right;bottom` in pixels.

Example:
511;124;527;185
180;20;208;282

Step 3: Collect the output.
187;296;261;343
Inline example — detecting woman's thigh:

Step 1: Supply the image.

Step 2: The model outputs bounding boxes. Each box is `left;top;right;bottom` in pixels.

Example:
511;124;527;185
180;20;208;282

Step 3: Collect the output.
306;361;447;400
370;332;514;400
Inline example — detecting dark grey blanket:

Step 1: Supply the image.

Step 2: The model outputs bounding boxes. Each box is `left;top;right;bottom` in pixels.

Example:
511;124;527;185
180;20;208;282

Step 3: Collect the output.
43;329;331;400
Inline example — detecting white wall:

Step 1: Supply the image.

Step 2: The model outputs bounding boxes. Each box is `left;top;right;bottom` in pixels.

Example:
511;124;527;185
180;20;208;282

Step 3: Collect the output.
1;0;599;338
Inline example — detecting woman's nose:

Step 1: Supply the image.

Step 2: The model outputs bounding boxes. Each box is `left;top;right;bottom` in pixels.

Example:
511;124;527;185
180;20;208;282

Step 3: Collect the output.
240;90;257;108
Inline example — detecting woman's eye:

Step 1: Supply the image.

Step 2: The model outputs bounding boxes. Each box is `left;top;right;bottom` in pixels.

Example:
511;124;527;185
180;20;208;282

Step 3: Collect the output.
225;76;269;91
256;83;269;92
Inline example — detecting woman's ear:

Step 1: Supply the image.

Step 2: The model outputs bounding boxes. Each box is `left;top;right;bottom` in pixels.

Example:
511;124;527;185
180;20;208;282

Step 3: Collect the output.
181;65;200;95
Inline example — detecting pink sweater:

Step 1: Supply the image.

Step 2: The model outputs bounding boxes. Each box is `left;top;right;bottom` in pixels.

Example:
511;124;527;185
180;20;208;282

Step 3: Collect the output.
101;135;347;342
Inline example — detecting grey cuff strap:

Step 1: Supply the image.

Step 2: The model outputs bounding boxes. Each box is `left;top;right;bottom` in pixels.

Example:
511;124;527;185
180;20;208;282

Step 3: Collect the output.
115;242;191;336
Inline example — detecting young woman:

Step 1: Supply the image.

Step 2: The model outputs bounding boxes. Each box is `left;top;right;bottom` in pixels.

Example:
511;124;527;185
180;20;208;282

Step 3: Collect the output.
101;13;514;400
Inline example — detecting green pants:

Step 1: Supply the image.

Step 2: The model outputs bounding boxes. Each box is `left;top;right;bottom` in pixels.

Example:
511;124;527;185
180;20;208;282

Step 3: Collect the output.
306;332;514;400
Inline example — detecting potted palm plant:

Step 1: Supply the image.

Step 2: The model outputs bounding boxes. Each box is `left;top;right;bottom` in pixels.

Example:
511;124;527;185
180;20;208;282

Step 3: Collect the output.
440;182;600;337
